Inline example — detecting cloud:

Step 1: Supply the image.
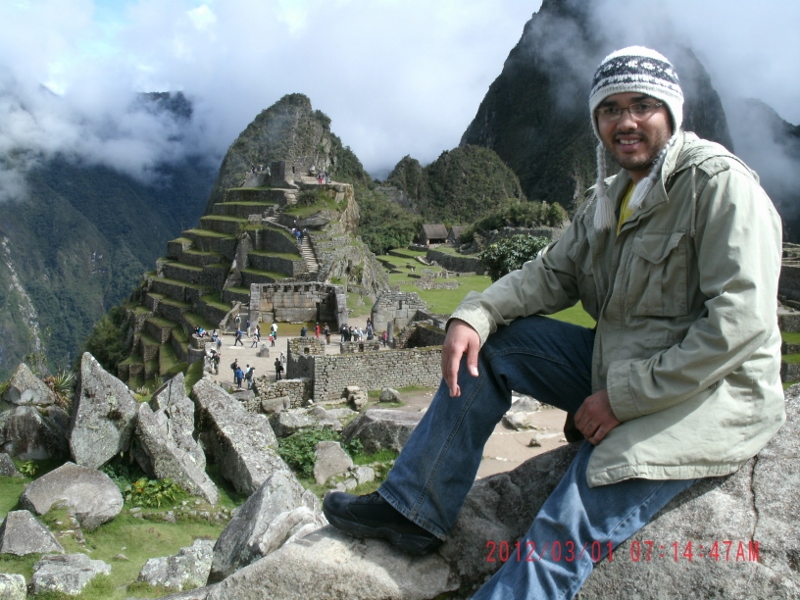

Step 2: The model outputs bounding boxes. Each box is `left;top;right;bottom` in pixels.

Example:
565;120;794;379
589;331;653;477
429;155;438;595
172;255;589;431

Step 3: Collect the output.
0;0;797;197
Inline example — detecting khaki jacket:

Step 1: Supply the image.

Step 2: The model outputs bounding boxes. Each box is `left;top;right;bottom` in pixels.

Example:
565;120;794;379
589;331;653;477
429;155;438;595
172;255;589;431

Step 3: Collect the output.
451;131;785;486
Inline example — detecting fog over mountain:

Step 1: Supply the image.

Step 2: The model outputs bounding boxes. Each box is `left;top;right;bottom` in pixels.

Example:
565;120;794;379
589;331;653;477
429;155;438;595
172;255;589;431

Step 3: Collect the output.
0;0;797;196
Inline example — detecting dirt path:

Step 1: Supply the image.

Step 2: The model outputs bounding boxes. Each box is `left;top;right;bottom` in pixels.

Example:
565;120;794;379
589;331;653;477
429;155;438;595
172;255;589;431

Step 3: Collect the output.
205;315;568;480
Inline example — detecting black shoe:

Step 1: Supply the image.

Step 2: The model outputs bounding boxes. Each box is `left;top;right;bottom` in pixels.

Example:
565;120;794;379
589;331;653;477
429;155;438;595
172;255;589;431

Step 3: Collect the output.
323;491;442;555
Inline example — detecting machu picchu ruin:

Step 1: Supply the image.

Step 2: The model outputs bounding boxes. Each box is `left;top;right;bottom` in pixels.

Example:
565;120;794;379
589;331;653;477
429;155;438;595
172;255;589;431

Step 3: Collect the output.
117;94;390;390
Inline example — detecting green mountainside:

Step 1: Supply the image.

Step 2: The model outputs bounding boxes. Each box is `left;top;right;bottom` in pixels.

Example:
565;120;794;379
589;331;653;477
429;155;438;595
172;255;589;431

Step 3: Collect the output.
386;145;525;223
0;156;213;380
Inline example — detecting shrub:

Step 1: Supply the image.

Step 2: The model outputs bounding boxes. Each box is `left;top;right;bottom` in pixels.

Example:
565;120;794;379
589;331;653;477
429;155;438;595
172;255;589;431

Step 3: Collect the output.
277;428;364;479
479;235;551;281
123;478;188;508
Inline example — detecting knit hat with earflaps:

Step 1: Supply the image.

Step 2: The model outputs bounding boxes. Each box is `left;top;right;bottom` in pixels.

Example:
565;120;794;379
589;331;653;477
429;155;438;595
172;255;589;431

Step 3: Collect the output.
589;46;684;231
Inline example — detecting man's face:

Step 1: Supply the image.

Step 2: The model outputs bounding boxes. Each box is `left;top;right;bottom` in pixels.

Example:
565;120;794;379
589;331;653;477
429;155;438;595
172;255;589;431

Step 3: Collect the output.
596;92;673;182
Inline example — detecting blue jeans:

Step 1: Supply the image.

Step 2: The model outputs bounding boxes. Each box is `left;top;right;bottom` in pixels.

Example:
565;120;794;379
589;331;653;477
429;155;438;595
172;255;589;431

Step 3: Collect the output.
379;316;694;599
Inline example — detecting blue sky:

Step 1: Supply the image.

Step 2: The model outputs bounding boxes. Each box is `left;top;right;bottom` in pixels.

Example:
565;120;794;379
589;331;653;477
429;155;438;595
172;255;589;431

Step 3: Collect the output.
0;0;798;186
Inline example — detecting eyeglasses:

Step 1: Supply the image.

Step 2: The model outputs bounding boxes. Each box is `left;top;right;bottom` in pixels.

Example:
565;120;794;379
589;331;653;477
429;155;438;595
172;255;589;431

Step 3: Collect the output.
596;101;664;122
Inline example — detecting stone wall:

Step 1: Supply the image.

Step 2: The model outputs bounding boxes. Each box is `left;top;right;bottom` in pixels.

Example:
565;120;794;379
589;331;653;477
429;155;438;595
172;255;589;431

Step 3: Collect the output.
426;249;486;275
311;347;442;403
779;262;800;305
371;291;428;331
396;323;448;348
251;377;311;410
250;282;346;326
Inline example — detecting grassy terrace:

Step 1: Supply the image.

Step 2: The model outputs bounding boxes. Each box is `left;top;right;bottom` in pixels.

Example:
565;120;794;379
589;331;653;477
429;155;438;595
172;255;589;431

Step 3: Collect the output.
146;315;177;329
240;268;291;281
201;293;231;313
183;228;234;239
249;250;302;259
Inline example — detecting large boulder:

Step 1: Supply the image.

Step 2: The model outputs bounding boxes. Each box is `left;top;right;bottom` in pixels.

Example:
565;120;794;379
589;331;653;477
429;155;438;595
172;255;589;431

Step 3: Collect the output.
210;469;324;582
30;553;111;596
0;510;64;556
135;402;218;504
138;539;215;591
2;362;56;407
183;528;456;600
0;573;26;600
342;409;423;453
149;373;206;469
440;388;800;598
268;410;319;438
19;462;123;530
0;404;70;460
69;352;138;469
191;376;290;496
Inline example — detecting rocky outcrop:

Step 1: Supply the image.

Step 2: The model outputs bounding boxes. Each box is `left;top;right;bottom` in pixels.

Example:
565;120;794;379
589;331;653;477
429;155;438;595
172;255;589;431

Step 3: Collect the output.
159;387;800;600
69;352;138;469
30;553;111;596
342;409;423;453
191;376;290;496
135;402;219;505
0;510;64;556
0;404;69;460
138;539;215;591
2;362;56;406
19;462;123;530
209;469;323;582
174;527;456;600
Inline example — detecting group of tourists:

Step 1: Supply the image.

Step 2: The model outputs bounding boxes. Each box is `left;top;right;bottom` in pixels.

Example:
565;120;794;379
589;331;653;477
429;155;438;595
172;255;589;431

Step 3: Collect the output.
229;358;256;390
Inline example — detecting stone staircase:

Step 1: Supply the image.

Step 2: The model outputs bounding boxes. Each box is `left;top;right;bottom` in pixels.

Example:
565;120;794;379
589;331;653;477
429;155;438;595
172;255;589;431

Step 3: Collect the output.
300;236;319;274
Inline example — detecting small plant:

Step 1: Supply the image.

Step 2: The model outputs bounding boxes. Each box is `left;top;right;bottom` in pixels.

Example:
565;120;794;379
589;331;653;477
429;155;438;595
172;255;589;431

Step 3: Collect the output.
123;477;188;508
43;369;75;411
16;460;38;477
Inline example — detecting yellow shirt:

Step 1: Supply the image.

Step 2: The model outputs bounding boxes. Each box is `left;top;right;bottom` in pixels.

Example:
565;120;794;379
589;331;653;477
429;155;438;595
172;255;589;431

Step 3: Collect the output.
617;182;635;235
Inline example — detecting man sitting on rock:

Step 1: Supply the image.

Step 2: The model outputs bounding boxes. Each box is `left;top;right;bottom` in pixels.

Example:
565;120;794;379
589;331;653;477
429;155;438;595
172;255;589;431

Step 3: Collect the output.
323;46;785;598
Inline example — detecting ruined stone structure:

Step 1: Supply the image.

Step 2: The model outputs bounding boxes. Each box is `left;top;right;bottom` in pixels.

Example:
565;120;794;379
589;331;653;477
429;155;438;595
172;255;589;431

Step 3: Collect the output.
250;283;346;328
370;291;429;332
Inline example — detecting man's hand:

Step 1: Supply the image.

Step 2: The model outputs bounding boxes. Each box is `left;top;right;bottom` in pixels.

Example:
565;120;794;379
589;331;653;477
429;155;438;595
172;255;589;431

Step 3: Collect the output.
441;319;481;397
574;389;621;445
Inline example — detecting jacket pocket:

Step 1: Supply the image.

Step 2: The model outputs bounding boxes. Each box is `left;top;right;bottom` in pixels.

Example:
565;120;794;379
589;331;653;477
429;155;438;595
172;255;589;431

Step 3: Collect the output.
628;232;688;317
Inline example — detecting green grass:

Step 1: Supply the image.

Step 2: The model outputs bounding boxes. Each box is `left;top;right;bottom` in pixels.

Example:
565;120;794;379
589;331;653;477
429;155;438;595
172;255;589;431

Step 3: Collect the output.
549;303;596;328
0;475;28;519
346;292;374;318
781;353;800;364
782;331;800;344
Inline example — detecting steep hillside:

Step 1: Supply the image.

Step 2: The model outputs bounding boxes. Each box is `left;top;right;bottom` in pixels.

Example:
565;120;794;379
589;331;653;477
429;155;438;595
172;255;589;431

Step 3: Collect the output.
203;93;371;214
0;152;213;380
460;0;733;211
385;145;525;223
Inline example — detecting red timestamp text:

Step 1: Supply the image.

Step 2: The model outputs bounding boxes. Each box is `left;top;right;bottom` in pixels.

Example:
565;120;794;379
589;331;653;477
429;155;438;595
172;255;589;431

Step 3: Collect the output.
628;540;760;562
485;540;613;564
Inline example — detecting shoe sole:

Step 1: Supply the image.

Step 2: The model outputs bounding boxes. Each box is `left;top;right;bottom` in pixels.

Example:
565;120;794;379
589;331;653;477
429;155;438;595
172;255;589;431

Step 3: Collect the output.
324;510;442;556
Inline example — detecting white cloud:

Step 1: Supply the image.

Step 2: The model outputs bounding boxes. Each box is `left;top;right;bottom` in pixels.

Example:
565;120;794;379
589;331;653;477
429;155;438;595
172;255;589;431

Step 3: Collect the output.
0;0;796;190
